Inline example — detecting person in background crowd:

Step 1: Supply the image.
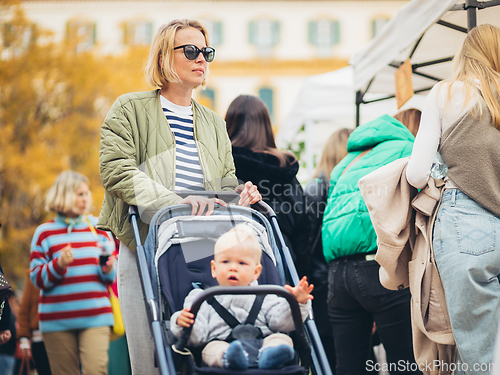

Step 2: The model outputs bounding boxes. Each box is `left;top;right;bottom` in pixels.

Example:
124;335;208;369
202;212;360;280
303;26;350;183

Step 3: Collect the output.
30;170;116;375
225;94;309;274
17;272;51;374
303;127;352;372
0;262;15;375
322;109;421;375
393;108;421;137
98;19;261;374
406;24;500;373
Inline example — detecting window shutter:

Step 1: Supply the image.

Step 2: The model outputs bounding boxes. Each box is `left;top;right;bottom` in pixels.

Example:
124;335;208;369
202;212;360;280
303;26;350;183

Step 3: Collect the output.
332;20;340;45
308;20;316;45
272;21;280;46
249;20;256;45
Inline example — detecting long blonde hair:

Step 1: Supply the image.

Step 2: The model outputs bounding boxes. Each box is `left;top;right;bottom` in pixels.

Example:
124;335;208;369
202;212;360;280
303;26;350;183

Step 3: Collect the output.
144;19;210;89
447;24;500;129
313;128;352;179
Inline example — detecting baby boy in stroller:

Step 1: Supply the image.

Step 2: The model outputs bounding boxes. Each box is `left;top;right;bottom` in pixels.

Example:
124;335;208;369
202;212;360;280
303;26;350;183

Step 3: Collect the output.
171;224;314;371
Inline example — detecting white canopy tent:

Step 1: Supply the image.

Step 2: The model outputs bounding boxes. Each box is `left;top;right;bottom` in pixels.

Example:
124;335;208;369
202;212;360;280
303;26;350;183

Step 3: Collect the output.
278;0;500;180
352;0;500;125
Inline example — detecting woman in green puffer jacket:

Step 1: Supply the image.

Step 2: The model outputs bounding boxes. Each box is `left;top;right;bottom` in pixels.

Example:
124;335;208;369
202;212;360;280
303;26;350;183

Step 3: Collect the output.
322;110;422;375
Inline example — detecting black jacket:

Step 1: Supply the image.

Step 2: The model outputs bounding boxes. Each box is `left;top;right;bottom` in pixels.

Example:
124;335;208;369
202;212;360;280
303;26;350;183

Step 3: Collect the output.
231;147;309;274
303;172;329;286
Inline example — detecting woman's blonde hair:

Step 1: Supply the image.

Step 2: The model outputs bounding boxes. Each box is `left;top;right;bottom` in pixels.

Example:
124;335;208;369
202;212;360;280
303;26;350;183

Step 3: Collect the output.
447;23;500;129
144;19;210;89
313;128;352;179
45;170;91;215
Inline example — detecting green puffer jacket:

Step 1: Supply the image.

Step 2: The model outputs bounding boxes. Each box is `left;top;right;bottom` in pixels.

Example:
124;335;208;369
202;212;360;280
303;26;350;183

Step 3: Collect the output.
322;114;414;263
97;89;238;250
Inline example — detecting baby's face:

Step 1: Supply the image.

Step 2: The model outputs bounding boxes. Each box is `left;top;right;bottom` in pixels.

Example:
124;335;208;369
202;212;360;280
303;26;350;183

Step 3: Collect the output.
211;246;262;287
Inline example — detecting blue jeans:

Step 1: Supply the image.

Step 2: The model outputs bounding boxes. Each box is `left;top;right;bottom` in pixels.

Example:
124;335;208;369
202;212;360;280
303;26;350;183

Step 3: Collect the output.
0;354;15;375
433;189;500;375
327;256;421;375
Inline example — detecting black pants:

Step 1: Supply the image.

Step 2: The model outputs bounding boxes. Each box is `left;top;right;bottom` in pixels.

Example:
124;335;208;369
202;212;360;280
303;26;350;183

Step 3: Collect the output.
327;256;421;375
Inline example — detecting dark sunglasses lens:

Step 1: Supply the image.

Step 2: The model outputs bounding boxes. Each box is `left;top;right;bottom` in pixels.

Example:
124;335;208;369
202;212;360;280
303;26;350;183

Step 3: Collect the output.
203;47;215;62
183;45;199;60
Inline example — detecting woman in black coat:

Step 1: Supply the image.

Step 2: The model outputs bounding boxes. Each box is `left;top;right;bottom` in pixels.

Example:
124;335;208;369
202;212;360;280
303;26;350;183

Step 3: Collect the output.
225;95;309;274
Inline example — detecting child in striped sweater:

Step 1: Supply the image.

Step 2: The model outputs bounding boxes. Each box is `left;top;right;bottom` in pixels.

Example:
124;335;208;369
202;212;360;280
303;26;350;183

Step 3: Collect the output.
30;170;116;375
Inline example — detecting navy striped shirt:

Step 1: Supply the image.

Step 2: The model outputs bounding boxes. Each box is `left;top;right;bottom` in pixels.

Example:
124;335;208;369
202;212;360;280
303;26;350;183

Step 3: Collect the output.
161;96;205;191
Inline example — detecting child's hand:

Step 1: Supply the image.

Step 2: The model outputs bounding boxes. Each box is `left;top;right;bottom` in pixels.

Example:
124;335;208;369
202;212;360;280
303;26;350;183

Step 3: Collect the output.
101;255;116;274
176;308;195;328
284;276;314;304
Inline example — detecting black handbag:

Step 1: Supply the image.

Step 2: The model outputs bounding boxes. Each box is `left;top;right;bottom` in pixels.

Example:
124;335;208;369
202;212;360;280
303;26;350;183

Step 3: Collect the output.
0;269;13;321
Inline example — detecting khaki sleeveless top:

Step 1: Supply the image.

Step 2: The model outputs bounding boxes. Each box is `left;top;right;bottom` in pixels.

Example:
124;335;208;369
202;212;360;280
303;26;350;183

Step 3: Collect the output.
440;99;500;217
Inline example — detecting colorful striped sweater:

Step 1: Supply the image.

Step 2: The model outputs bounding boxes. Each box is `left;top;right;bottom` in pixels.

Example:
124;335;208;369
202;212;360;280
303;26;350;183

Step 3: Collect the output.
30;214;116;333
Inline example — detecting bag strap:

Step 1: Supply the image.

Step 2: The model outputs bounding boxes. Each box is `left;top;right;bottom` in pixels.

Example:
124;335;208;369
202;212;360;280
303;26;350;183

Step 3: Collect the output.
19;353;31;374
85;216;98;237
341;148;373;176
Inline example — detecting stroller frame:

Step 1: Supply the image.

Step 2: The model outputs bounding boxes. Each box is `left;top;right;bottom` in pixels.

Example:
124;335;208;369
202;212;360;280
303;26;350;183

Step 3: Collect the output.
129;199;332;375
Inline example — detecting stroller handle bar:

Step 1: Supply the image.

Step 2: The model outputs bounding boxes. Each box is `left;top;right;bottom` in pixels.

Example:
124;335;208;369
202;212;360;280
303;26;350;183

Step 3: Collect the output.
174;285;310;369
170;191;277;218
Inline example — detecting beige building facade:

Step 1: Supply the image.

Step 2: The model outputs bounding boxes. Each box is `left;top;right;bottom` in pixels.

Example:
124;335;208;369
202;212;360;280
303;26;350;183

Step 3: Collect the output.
19;0;408;130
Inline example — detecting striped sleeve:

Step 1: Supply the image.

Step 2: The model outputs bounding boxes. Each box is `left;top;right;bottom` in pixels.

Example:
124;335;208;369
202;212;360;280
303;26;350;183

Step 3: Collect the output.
30;223;67;290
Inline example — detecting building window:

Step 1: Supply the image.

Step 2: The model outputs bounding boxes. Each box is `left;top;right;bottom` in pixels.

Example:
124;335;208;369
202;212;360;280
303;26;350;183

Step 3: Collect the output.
198;88;216;111
203;20;223;47
2;22;35;56
258;87;274;122
308;19;340;57
371;17;389;38
124;20;152;46
66;19;96;53
249;19;280;57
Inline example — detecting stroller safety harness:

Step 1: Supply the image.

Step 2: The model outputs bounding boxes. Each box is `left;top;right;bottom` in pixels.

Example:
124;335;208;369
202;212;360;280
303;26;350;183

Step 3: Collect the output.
208;295;265;367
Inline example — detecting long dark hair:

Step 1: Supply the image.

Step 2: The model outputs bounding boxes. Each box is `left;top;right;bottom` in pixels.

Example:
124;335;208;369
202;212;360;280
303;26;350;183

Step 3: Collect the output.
225;95;295;167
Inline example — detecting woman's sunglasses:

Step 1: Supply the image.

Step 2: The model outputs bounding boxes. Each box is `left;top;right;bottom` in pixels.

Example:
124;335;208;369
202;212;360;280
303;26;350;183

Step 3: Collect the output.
173;44;215;63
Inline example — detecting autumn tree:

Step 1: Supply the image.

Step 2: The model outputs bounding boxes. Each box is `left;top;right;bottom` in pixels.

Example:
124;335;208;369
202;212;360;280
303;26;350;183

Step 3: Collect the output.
0;1;151;287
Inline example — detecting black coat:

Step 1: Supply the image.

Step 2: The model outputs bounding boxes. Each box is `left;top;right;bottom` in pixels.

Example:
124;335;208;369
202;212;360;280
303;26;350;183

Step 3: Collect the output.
303;172;329;284
231;147;309;274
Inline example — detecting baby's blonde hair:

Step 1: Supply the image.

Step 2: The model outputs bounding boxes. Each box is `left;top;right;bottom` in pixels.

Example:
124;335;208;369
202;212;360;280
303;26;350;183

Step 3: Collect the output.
214;224;262;263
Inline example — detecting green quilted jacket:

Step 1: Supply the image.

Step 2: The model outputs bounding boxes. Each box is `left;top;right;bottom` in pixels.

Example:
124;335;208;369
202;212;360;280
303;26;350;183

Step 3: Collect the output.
322;115;415;263
97;89;238;250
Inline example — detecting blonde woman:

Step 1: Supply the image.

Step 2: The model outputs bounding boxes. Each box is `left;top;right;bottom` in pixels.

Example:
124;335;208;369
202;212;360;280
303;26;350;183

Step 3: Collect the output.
406;24;500;372
30;171;116;375
98;20;260;374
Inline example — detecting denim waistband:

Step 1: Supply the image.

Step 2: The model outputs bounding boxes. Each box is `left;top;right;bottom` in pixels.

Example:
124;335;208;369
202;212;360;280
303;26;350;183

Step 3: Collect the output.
441;188;469;203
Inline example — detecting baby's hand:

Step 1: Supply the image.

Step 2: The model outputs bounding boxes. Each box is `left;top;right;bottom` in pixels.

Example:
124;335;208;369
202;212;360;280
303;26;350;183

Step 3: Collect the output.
176;308;195;328
284;276;314;304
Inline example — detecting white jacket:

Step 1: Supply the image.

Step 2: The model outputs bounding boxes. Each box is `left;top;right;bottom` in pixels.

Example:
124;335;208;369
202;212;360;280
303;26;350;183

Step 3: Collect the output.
170;281;311;348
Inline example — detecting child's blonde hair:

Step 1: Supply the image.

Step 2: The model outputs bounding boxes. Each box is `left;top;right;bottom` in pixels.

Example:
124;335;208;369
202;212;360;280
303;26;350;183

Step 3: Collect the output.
45;170;90;215
214;224;262;263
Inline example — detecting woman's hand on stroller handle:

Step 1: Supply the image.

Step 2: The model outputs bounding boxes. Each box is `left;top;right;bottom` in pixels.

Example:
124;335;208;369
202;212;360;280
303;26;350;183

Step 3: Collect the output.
179;196;227;216
236;181;262;207
284;276;314;305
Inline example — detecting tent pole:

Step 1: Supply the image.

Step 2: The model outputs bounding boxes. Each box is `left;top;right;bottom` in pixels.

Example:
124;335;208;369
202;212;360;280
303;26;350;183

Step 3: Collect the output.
355;91;362;127
466;0;478;30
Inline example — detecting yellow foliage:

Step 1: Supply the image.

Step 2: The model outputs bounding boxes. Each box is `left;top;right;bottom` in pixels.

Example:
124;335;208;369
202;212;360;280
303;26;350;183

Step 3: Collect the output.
0;4;152;288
